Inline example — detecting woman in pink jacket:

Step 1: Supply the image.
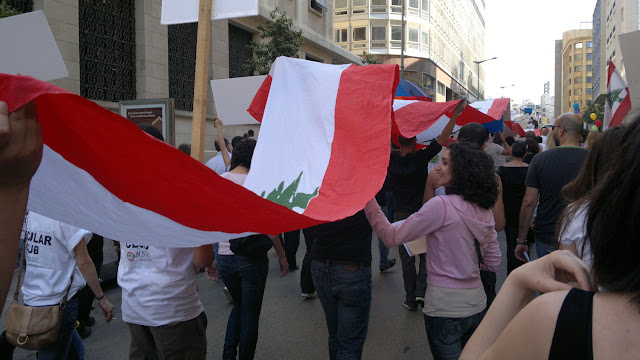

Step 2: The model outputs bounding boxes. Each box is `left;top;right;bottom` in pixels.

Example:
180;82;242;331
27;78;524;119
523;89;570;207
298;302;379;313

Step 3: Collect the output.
365;142;501;360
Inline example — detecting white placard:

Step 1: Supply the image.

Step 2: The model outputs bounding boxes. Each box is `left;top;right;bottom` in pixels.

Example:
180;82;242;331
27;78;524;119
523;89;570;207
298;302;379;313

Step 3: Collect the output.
0;11;68;81
211;75;266;125
161;0;259;25
619;31;640;108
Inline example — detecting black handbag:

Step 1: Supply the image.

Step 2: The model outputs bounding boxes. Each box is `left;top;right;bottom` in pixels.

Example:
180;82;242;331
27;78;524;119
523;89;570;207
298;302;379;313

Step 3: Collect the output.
229;234;273;257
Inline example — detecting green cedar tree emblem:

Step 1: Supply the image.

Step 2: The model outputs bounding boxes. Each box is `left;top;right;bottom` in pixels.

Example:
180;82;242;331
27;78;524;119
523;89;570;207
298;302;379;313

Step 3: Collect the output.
260;171;319;210
607;88;624;109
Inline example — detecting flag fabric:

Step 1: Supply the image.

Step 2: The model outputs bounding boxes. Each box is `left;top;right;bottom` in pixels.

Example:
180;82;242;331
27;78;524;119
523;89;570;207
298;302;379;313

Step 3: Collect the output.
504;121;526;137
0;58;398;247
604;62;632;130
390;98;509;147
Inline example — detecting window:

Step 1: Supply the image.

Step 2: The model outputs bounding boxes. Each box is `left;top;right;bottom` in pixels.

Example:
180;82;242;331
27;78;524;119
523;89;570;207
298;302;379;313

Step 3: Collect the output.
586;76;592;83
372;0;386;4
335;28;348;42
422;0;428;11
574;54;583;61
569;90;572;96
353;27;366;41
587;41;593;48
391;26;402;41
352;0;366;7
371;26;386;41
587;100;592;106
575;77;583;84
311;0;328;11
575;89;583;95
409;0;419;8
586;65;592;72
575;43;583;49
586;88;592;95
577;100;582;106
575;66;582;72
569;67;572;74
586;53;593;60
569;79;572;84
421;30;428;45
409;28;419;43
569;56;572;62
423;73;435;90
437;81;445;96
335;0;348;8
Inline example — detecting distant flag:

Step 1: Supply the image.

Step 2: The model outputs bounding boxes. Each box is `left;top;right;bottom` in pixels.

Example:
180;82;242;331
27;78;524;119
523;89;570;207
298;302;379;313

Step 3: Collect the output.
604;62;632;130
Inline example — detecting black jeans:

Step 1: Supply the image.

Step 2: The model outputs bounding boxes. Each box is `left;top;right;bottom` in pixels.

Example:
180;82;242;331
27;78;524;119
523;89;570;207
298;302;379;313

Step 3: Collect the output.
283;230;300;268
396;210;426;306
504;226;525;274
300;228;315;294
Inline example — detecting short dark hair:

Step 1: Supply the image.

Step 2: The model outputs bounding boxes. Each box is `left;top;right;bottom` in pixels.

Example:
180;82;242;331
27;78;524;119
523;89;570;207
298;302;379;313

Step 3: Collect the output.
214;138;229;152
525;138;540;154
178;143;191;156
445;142;498;210
493;132;504;145
525;131;536;139
230;138;257;170
231;136;243;149
536;136;543;144
138;124;164;142
505;136;515;146
584;114;640;302
248;129;255;136
398;136;416;147
458;123;487;148
511;141;527;158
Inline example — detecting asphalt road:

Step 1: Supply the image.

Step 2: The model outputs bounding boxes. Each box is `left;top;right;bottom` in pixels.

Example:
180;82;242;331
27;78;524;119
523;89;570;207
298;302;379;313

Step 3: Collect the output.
2;231;508;360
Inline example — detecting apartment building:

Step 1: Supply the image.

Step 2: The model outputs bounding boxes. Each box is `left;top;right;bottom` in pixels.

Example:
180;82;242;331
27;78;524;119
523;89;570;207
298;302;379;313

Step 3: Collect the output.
557;29;594;114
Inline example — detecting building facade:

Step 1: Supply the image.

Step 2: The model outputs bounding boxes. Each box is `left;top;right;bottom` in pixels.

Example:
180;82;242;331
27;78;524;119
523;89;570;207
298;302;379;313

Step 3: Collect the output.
540;81;554;120
592;0;640;101
592;0;607;101
6;0;360;161
332;0;487;102
557;29;594;115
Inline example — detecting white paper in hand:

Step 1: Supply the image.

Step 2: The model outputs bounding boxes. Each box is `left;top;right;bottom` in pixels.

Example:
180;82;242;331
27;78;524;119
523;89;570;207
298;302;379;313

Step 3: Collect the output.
210;76;265;125
161;0;259;25
0;11;68;81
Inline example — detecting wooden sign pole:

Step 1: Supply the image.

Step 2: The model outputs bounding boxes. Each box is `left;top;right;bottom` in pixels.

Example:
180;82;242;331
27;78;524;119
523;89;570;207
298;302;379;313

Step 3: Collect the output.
190;0;213;162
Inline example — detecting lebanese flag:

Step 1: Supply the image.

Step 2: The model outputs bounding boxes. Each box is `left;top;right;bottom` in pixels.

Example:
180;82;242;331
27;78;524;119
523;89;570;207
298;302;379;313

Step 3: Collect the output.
391;98;509;147
0;58;398;247
504;121;526;137
604;62;632;130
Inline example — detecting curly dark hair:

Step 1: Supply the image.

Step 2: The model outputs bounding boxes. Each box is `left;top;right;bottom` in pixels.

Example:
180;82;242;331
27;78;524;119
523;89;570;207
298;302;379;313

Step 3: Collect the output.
230;138;257;170
445;142;498;209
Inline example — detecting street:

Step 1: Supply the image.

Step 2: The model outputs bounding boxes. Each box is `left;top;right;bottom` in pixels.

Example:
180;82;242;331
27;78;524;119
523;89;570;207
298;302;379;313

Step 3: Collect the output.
2;231;508;360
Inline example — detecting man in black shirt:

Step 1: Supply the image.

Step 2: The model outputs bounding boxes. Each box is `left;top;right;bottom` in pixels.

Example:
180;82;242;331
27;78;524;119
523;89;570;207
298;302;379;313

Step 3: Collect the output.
515;114;588;261
308;210;373;359
388;100;467;310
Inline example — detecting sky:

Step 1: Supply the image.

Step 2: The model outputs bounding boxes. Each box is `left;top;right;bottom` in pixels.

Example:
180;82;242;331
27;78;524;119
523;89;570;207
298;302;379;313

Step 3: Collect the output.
483;0;597;104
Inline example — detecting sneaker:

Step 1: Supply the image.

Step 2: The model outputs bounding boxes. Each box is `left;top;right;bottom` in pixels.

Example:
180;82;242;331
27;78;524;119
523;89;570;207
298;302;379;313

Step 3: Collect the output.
403;301;418;311
223;287;233;304
289;265;299;271
379;258;397;272
415;297;425;308
77;326;92;339
301;291;318;299
79;316;96;328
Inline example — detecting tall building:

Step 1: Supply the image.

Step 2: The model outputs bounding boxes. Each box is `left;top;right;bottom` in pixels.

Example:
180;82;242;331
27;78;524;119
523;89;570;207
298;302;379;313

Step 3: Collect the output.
554;39;563;118
592;0;607;101
4;0;360;161
556;29;594;115
592;0;640;100
541;81;554;119
332;0;487;102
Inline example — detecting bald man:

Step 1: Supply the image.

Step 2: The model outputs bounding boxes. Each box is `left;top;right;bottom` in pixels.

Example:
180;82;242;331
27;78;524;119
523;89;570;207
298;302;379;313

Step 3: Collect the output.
515;114;588;261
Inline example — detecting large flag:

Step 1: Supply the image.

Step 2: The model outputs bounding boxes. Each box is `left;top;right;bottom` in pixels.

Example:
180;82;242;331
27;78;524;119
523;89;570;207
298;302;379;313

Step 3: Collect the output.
604;62;632;130
390;98;509;146
0;58;398;247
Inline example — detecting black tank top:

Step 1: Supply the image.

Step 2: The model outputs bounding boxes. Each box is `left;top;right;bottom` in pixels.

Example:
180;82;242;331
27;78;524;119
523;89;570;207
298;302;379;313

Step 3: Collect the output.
548;288;595;360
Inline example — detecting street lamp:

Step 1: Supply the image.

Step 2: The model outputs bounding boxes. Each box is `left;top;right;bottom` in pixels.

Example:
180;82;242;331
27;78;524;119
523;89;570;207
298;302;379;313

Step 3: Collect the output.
499;84;515;98
473;57;497;100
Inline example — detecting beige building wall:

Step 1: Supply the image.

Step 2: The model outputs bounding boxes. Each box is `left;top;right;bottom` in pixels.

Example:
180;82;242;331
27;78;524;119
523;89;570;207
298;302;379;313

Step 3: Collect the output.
34;0;360;163
560;29;594;114
333;0;486;101
604;0;640;78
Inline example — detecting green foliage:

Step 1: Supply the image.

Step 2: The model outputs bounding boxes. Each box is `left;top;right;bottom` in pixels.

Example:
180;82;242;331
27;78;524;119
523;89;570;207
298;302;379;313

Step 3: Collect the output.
260;171;319;211
244;7;304;76
361;51;380;65
582;100;605;126
0;1;21;18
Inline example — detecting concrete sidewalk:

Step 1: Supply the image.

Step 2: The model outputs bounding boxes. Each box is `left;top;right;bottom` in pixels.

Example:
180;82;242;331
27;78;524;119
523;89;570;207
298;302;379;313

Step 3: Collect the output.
2;231;507;360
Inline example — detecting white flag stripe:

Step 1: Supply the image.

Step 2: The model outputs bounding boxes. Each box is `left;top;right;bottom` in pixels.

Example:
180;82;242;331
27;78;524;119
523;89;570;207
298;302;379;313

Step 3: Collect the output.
243;58;351;213
28;146;246;247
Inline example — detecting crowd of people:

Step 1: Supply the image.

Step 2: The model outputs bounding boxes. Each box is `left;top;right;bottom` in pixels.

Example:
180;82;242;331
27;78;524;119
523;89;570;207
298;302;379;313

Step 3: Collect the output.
1;96;640;360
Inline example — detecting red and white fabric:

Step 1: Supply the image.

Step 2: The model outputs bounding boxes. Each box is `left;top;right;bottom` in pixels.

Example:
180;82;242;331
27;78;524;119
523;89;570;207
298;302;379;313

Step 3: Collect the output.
604;62;632;130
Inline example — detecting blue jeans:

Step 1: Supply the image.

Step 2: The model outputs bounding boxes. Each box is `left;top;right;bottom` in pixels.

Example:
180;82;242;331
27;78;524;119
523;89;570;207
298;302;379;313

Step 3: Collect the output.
34;297;85;360
534;233;558;259
424;311;485;360
217;254;269;360
311;260;372;360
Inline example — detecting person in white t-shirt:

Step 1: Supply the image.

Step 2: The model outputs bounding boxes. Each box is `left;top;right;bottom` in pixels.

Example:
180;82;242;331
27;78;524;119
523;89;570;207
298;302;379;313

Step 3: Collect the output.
20;212;114;360
117;124;214;360
484;132;511;170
